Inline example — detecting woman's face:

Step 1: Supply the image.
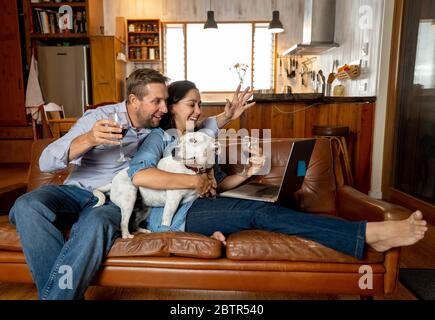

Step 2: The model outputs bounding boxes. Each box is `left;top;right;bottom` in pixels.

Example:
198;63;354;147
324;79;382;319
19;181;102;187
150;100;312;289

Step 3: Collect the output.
171;88;201;133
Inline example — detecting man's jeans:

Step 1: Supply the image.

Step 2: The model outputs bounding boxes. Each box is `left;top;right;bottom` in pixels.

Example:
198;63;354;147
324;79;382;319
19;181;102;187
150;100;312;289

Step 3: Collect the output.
9;185;121;300
185;197;367;259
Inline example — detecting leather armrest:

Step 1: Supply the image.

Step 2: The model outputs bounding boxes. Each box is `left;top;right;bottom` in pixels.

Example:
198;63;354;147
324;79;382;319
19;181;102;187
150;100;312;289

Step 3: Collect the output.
336;185;411;222
0;183;27;216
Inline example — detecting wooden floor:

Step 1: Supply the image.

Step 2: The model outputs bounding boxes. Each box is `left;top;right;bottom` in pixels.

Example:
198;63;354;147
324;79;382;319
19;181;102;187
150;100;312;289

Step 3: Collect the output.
0;164;432;300
0;282;419;300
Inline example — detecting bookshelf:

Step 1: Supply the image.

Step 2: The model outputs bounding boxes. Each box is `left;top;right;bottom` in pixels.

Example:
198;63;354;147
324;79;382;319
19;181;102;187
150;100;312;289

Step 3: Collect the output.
127;19;163;67
22;0;104;66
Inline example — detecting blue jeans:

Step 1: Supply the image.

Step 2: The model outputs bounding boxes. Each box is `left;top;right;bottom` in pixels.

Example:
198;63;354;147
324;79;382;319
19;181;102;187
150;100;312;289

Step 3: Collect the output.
9;185;121;300
185;198;367;259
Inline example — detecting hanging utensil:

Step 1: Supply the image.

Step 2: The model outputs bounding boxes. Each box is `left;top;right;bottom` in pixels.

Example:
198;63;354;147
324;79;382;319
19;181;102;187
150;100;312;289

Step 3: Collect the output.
290;58;296;79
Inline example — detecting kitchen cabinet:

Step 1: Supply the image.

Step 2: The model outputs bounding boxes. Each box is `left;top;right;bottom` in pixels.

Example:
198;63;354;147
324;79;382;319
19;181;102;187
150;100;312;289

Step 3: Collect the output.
127;19;163;70
90;36;127;104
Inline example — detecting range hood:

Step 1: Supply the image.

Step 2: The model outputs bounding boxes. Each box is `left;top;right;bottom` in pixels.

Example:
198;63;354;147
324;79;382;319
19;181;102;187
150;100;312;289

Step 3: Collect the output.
283;0;339;56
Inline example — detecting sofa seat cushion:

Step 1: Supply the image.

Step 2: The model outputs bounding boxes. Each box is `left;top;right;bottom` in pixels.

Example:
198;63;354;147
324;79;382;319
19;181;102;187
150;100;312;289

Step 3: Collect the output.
0;216;222;259
226;230;384;264
0;216;21;251
107;232;222;259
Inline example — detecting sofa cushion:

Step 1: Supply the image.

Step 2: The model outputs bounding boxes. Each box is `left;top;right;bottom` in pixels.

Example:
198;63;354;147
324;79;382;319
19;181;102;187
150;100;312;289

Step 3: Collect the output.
0;216;21;251
226;230;384;264
0;216;222;259
27;139;72;193
107;232;222;259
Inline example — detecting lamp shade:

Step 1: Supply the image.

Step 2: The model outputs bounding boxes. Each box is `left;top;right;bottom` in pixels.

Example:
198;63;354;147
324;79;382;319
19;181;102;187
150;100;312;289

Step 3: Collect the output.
268;10;284;33
204;11;218;29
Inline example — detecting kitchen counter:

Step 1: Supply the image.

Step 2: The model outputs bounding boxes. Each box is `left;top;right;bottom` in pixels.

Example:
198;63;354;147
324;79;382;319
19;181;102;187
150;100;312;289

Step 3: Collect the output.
201;93;376;106
252;93;377;104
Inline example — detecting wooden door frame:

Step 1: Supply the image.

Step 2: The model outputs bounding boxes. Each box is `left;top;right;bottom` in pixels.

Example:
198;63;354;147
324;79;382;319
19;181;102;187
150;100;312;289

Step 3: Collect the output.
382;0;435;224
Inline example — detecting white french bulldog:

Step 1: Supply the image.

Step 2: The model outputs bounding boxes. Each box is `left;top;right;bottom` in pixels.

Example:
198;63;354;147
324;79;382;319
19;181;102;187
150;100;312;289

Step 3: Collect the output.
93;131;218;239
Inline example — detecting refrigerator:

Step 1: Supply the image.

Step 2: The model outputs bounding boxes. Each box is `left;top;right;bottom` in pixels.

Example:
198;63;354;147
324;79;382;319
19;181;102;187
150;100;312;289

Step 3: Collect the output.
37;45;92;118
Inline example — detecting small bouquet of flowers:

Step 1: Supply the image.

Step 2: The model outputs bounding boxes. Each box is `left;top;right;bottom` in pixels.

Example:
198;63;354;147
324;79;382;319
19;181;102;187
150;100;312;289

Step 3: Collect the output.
230;63;249;86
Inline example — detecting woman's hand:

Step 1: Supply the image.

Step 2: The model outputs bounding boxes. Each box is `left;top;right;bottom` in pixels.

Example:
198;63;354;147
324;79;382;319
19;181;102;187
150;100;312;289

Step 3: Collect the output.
246;145;266;177
224;85;256;121
195;169;217;198
216;85;256;128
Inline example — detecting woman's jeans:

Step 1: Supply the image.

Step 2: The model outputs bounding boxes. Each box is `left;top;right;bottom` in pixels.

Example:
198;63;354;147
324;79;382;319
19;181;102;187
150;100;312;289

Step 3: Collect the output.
185;197;367;259
9;185;121;300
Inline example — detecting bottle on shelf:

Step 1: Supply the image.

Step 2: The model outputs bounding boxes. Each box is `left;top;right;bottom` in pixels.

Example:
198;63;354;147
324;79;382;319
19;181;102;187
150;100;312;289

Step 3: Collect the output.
149;47;155;60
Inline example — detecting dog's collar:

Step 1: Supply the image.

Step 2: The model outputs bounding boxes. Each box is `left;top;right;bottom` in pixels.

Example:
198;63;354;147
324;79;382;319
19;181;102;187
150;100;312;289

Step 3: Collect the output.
184;165;205;174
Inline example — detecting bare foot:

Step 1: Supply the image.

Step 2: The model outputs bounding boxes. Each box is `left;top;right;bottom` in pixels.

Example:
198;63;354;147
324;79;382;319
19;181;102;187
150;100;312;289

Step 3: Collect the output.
366;211;428;252
211;231;226;245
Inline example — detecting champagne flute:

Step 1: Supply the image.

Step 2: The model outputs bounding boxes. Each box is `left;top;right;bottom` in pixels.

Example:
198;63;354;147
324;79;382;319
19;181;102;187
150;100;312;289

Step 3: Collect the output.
108;112;130;162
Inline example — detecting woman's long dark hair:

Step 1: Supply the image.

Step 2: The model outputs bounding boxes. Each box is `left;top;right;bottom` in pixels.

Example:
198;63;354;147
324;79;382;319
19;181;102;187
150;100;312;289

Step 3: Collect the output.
159;80;198;130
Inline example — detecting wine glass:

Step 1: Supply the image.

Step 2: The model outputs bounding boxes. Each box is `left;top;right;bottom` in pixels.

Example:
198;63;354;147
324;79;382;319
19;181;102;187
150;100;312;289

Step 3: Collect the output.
240;136;251;176
108;112;130;162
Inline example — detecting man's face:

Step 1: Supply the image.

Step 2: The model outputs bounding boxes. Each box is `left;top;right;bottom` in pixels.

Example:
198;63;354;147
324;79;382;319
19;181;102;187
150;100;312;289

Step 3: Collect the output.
129;83;168;129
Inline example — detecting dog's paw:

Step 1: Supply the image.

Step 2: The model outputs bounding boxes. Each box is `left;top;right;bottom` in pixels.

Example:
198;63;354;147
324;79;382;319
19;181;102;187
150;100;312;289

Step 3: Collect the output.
122;233;134;239
137;228;152;234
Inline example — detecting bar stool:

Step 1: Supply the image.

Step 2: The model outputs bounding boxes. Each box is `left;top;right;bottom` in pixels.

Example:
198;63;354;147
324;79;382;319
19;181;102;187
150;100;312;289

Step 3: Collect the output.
312;125;354;187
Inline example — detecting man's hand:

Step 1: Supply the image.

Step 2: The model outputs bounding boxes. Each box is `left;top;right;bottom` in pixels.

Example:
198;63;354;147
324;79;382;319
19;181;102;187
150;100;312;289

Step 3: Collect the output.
68;119;122;161
86;119;122;147
224;85;256;121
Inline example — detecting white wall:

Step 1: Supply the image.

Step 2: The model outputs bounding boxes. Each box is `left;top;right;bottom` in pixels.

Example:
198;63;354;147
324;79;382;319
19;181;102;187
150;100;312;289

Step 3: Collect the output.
317;0;384;97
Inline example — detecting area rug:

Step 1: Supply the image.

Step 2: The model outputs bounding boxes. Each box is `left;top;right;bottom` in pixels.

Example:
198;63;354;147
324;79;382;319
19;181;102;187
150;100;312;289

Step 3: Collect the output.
399;269;435;300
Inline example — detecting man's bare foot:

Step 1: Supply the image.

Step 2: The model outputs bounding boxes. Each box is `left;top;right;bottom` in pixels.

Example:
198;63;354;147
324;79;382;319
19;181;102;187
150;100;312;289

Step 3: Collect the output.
211;231;226;245
366;211;428;252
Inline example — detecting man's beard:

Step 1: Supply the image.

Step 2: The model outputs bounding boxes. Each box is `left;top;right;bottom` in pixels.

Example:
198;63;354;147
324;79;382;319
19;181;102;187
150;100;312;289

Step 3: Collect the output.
136;113;158;129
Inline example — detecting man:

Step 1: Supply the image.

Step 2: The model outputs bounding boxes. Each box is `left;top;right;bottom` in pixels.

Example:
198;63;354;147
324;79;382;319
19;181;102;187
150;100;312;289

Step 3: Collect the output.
9;68;254;299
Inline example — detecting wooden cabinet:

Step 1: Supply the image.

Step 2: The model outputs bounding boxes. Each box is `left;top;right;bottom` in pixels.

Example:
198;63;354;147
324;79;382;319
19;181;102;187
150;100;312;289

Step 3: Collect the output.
90;36;126;104
0;0;26;126
127;19;163;68
22;0;104;66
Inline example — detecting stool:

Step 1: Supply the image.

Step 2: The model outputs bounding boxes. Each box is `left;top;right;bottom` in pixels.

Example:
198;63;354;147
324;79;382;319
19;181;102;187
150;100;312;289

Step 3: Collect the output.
312;125;354;187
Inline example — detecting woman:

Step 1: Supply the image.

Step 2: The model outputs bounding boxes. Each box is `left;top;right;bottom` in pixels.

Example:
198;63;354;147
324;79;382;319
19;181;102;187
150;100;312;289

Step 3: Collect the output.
128;80;427;259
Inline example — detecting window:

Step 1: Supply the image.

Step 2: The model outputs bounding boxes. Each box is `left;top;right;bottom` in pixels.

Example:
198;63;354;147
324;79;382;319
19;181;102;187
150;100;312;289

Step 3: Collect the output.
164;24;185;83
164;22;274;92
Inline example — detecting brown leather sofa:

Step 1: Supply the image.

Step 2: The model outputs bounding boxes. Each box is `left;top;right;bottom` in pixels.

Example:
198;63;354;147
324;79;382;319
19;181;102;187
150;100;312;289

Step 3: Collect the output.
0;138;411;297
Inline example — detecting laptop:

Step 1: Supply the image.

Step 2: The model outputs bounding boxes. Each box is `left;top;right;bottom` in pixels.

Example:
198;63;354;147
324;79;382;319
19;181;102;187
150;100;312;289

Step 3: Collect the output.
219;139;316;205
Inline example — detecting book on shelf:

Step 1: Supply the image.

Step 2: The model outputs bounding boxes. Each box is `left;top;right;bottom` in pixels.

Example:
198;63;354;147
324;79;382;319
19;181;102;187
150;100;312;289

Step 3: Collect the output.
31;7;87;36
